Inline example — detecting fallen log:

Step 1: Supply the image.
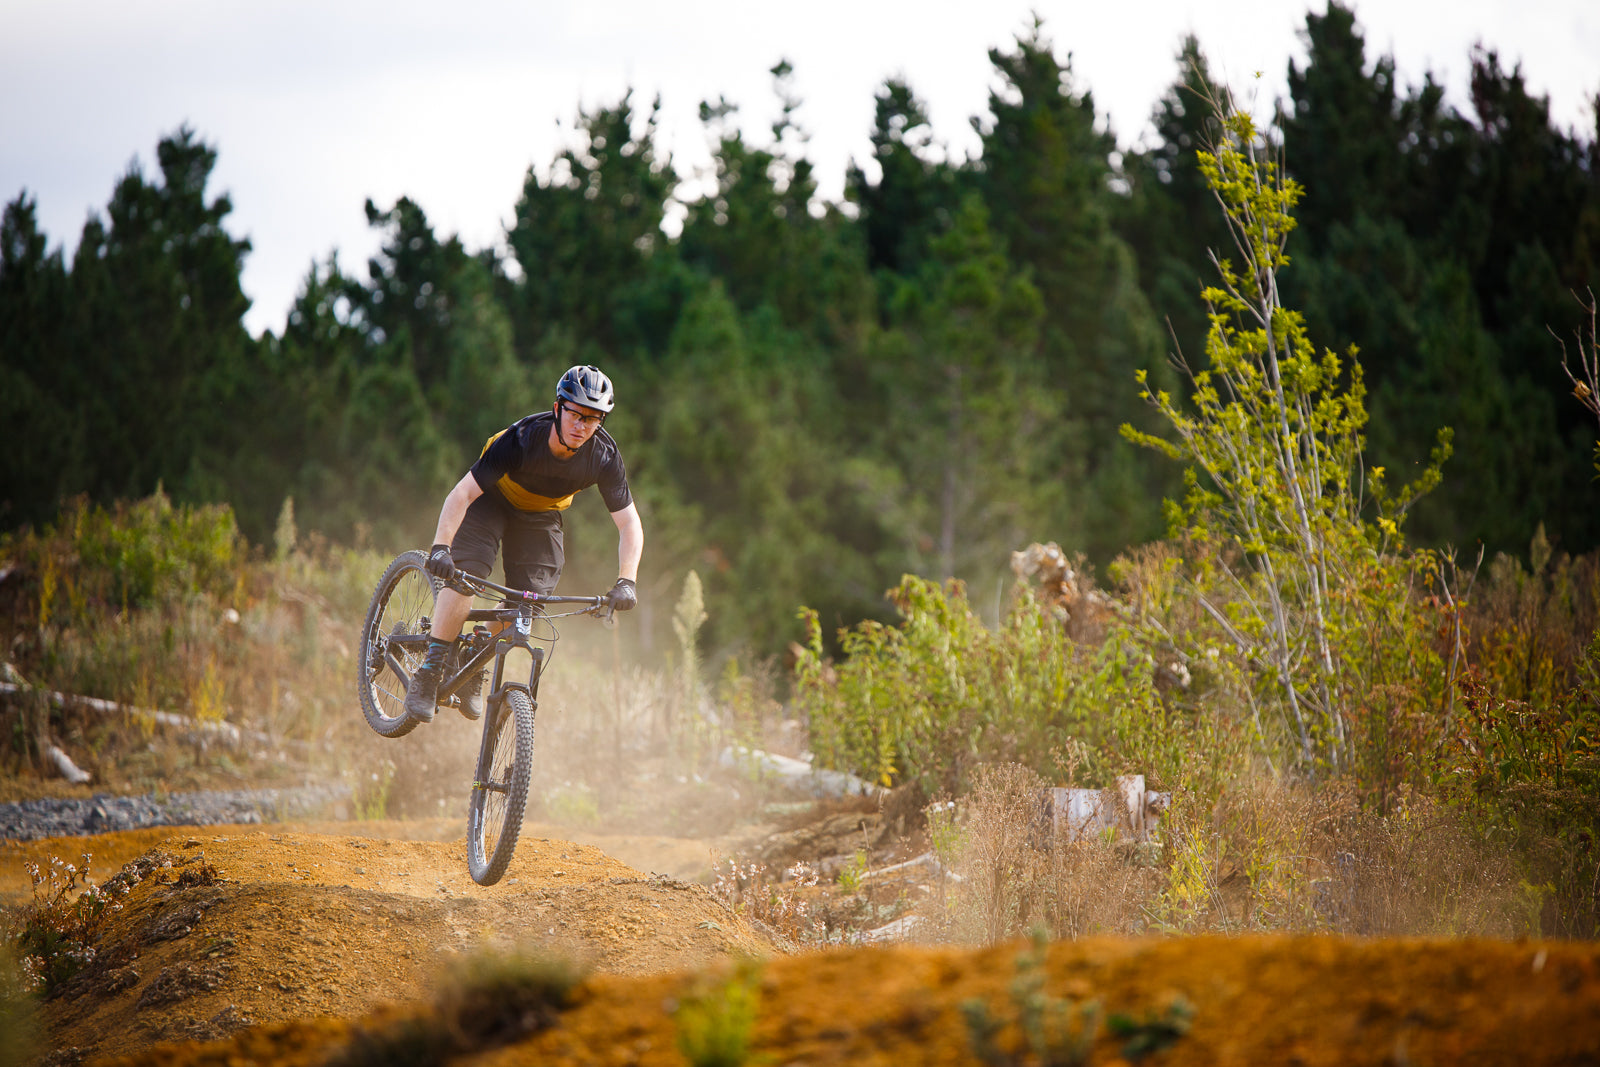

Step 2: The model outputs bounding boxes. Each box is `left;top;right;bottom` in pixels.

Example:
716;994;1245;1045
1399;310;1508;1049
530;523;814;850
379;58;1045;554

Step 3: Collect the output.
0;680;307;751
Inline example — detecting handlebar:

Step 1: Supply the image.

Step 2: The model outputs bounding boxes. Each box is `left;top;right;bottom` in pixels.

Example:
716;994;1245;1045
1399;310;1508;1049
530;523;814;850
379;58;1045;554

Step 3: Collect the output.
444;568;614;621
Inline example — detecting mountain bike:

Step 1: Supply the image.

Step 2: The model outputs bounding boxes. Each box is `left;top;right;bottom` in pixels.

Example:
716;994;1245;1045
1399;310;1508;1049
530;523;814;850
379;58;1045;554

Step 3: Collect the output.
356;549;613;885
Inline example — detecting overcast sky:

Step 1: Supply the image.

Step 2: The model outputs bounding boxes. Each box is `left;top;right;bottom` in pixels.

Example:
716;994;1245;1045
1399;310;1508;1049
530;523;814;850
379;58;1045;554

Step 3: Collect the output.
2;0;1595;337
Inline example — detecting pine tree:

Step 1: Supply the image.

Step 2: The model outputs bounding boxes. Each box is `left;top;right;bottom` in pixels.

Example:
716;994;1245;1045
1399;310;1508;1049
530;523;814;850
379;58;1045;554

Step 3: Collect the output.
505;92;682;367
973;19;1175;560
0;194;82;526
678;62;874;342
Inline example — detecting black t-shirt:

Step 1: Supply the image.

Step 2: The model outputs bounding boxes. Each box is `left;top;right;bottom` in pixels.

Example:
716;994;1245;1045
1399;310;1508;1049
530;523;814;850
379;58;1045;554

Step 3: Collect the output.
469;411;632;514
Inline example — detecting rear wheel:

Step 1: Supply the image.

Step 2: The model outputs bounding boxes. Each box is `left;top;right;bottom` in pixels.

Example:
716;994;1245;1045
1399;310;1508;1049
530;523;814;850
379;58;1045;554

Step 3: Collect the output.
466;688;535;885
357;550;438;738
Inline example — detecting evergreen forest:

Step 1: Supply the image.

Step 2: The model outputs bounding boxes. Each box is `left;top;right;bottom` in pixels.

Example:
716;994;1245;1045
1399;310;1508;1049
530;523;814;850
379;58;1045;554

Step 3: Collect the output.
3;3;1598;661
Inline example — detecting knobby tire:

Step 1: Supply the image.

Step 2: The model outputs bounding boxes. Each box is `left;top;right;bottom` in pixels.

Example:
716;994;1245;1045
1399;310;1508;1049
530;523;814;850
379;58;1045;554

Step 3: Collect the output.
356;549;439;739
467;688;535;885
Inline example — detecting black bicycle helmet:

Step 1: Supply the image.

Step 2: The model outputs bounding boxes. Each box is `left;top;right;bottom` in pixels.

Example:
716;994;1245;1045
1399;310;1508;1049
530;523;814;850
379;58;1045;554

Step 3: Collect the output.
555;365;616;413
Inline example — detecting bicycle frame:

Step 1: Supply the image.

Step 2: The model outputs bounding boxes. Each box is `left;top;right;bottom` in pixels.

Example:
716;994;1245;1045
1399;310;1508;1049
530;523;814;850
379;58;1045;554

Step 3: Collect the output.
376;571;610;717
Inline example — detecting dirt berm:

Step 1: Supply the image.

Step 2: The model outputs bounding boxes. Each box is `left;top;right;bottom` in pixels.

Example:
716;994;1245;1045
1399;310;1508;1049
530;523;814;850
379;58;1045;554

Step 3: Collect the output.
14;827;779;1063
12;828;1600;1066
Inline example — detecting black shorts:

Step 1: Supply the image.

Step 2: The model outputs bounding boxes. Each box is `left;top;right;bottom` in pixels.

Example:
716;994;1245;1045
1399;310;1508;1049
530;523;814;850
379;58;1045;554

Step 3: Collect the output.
450;492;564;597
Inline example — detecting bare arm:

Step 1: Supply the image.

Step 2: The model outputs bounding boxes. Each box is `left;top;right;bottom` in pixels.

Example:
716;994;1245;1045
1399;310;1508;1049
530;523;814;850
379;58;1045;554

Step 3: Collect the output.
611;502;643;582
433;473;484;547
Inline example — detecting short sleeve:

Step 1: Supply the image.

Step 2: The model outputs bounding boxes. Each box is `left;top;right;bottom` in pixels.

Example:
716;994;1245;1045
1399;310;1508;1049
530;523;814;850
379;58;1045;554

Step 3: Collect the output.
469;425;521;491
599;449;632;513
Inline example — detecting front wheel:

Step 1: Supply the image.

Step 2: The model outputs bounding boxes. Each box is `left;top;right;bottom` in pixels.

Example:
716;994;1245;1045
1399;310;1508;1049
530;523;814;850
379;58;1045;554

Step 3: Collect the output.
357;550;438;739
466;688;535;885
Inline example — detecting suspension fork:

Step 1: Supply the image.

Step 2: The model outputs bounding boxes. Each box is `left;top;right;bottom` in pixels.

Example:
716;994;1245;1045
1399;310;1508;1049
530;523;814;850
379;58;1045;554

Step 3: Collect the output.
472;635;544;785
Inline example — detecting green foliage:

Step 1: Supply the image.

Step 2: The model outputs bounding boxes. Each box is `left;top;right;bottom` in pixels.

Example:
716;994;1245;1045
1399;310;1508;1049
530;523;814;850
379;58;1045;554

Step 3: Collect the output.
836;850;868;893
871;196;1055;586
355;759;395;820
961;929;1102;1067
680;62;873;337
845;77;963;280
1122;103;1450;773
1107;997;1195;1062
633;278;896;653
673;957;764;1067
1276;2;1599;553
2;5;1595;674
1116;36;1231;379
974;20;1177;560
506;91;678;362
3;490;243;622
796;576;1177;795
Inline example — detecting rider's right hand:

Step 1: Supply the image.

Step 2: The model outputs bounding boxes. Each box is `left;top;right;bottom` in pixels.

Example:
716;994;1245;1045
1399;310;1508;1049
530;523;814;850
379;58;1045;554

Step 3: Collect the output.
426;543;456;581
606;577;637;611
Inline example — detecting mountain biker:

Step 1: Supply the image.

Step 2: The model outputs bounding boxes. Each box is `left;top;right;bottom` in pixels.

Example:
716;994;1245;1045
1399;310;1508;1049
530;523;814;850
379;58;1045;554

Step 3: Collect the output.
403;364;643;723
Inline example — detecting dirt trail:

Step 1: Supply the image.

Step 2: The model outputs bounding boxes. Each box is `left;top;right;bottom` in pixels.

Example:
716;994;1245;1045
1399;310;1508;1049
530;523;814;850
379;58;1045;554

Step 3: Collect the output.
20;826;781;1063
11;823;1600;1066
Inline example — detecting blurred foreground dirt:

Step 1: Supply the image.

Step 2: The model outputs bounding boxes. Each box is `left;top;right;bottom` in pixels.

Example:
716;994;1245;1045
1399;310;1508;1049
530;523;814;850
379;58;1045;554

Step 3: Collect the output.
10;824;1600;1066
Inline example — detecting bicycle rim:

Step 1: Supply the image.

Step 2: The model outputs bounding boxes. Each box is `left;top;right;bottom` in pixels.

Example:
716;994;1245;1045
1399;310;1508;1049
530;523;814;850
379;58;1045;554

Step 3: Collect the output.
467;689;535;885
357;550;435;738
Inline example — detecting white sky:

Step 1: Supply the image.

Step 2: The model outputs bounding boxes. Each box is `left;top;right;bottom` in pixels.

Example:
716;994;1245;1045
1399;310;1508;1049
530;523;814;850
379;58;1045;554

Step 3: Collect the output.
2;0;1595;338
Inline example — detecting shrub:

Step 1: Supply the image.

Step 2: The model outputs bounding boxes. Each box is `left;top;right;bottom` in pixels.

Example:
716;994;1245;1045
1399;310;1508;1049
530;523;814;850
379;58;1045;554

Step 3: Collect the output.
796;576;1179;797
1121;102;1450;778
2;491;244;626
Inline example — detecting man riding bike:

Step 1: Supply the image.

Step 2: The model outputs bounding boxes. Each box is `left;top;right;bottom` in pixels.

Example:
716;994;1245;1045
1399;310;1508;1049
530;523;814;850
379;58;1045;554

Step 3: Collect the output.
403;364;644;723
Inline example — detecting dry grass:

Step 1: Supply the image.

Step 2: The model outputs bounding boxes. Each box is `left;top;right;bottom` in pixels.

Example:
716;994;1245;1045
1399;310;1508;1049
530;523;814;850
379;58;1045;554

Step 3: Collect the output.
930;765;1159;944
922;762;1540;944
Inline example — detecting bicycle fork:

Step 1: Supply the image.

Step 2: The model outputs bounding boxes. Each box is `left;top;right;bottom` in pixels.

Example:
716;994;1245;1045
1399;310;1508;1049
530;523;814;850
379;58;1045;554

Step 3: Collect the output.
470;643;544;793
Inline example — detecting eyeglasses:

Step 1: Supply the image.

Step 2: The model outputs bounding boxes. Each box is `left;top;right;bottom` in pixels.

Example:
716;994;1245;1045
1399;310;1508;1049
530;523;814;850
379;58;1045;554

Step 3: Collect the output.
560;403;605;429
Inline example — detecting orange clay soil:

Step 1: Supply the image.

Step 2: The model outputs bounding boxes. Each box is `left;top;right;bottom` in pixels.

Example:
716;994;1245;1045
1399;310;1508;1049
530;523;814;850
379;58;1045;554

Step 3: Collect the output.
12;826;1600;1067
98;932;1600;1067
18;827;781;1063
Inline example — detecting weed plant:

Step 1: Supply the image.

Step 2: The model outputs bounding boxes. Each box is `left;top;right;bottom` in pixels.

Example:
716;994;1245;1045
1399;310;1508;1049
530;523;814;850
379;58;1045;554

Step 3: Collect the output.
961;929;1102;1067
673;957;764;1067
711;859;823;944
1;853;129;995
435;948;590;1047
329;947;590;1067
0;491;396;796
1107;998;1195;1063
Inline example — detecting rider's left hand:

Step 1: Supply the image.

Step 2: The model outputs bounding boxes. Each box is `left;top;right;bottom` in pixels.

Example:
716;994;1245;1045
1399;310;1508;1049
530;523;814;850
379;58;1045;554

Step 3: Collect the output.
607;577;637;611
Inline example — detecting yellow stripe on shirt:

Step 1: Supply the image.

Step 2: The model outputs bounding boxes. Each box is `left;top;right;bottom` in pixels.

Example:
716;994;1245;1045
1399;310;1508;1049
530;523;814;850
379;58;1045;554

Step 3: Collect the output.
481;428;579;512
495;476;577;511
